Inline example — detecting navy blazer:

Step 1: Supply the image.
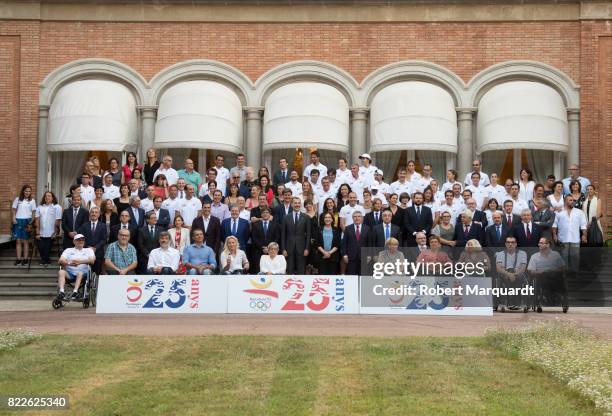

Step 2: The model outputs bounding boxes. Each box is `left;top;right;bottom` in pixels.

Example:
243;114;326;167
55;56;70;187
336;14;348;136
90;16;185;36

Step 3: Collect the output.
513;222;543;248
153;208;171;230
364;211;384;229
61;205;89;247
221;217;251;251
453;222;484;247
485;223;513;248
273;203;293;225
342;223;371;261
403;205;433;246
273;170;290;186
78;221;108;259
128;207;146;229
372;223;402;249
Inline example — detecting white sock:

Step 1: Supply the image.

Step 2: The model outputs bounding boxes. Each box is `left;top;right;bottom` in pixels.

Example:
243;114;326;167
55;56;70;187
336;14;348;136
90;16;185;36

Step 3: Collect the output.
59;288;64;293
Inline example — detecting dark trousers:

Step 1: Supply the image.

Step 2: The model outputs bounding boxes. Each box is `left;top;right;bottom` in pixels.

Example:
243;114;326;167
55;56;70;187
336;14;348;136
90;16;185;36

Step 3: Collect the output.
106;269;135;275
37;237;53;263
147;267;175;275
318;259;339;275
346;259;361;275
286;249;306;274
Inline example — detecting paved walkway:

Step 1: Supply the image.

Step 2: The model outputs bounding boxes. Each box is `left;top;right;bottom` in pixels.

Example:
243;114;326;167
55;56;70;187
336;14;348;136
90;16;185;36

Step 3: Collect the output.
1;301;610;339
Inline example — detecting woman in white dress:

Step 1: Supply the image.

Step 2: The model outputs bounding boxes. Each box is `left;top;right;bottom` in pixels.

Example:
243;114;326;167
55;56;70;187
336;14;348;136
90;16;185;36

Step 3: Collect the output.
582;184;604;241
518;168;536;203
547;181;565;213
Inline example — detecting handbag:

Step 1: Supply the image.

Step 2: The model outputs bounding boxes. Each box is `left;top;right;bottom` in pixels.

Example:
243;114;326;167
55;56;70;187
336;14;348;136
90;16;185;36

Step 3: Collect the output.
587;217;604;247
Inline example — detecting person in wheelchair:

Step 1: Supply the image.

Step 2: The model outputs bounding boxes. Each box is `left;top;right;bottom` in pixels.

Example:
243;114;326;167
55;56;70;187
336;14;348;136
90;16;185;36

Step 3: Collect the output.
220;235;249;275
146;231;180;275
495;236;528;310
57;234;95;300
527;237;567;311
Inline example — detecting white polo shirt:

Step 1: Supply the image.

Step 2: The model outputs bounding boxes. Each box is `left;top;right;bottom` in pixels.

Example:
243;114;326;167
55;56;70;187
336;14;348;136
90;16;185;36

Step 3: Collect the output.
102;185;120;200
339;204;365;228
414;176;434;193
79;185;95;205
35;204;62;237
553;208;587;243
390;180;414;197
335;168;352;185
12;198;37;219
60;247;95;275
147;246;180;271
464;171;490;187
161;197;181;224
214;166;230;195
179;197;202;226
316;188;337;214
153;167;179;185
486;184;508;205
510;197;530;216
303;163;327;183
284;181;303;197
140;198;154;214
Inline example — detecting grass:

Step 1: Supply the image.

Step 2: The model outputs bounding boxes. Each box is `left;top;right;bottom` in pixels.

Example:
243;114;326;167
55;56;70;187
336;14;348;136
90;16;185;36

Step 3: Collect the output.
0;334;603;416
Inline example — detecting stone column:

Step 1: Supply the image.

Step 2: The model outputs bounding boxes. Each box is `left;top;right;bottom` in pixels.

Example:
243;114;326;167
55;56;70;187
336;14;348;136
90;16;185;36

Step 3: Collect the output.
457;108;476;180
350;108;368;163
36;105;50;200
138;106;157;161
567;108;580;168
245;107;264;171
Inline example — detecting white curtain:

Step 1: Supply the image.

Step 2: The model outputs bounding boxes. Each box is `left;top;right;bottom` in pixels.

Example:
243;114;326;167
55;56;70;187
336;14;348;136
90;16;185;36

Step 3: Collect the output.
52;151;87;201
481;150;508;180
373;151;402;182
525;149;553;184
416;150;446;182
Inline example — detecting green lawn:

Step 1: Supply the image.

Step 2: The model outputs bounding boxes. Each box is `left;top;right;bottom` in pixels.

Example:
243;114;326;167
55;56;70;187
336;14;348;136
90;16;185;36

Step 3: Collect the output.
0;335;601;416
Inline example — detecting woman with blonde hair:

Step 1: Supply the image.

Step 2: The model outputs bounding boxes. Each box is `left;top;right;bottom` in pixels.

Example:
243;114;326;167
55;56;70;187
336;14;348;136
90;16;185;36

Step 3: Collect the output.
458;239;490;276
143;148;160;186
220;235;249;274
259;242;287;275
376;237;405;266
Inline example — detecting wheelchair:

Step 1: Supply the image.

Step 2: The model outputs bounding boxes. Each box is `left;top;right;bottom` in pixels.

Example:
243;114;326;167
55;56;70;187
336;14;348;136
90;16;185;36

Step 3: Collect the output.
51;265;98;310
530;270;569;314
496;270;530;313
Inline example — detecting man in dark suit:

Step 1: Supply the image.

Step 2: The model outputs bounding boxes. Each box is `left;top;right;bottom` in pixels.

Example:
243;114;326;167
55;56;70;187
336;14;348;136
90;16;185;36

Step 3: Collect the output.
281;197;311;274
342;211;371;275
404;192;433;246
77;206;107;273
61;194;89;249
272;157;290;186
128;195;146;229
110;210;137;245
502;200;521;230
456;198;488;230
191;201;222;255
453;209;484;247
364;199;384;229
372;209;401;249
406;232;429;262
128;179;147;200
273;189;293;225
485;211;513;248
514;209;543;248
151;196;171;230
221;205;250;251
137;211;163;272
250;207;281;273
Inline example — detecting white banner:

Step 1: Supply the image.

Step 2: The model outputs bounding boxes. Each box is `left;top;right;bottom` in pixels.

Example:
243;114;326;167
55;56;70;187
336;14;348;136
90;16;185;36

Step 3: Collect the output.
96;275;227;314
227;275;359;314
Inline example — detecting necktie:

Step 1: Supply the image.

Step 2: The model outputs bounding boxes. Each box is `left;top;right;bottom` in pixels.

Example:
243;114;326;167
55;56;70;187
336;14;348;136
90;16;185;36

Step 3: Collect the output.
134;209;139;223
507;215;512;227
464;225;469;235
232;220;237;235
263;221;268;235
375;212;379;223
417;206;421;219
356;225;361;241
282;171;286;182
295;213;299;223
122;224;127;230
526;224;531;239
180;191;184;199
385;224;390;240
150;226;154;238
496;225;501;241
91;222;95;233
73;208;78;229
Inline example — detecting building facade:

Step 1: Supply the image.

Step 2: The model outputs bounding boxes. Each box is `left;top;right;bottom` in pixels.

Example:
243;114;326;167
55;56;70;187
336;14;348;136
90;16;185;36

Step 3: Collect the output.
0;0;611;231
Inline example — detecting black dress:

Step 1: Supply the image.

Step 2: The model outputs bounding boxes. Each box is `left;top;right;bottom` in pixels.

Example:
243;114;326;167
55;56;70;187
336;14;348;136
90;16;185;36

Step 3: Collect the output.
572;193;585;210
306;213;320;272
114;197;131;215
143;161;161;186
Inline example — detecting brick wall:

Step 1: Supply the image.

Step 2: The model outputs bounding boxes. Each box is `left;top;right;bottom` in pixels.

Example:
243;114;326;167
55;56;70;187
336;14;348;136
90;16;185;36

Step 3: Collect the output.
0;19;610;231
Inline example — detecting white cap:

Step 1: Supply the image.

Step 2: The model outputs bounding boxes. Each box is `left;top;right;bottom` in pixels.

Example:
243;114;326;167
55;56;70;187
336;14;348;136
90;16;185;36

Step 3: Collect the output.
374;169;384;176
73;233;85;241
359;153;372;160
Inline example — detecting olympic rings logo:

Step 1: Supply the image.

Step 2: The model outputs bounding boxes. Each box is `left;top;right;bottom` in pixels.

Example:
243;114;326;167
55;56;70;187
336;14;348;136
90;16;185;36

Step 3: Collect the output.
249;298;272;312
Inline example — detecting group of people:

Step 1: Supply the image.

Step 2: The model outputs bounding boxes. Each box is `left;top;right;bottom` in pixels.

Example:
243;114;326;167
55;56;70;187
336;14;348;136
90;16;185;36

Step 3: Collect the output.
10;148;605;300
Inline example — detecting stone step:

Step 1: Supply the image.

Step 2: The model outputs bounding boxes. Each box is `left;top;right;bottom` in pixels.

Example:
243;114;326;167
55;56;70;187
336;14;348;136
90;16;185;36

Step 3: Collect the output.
0;281;57;288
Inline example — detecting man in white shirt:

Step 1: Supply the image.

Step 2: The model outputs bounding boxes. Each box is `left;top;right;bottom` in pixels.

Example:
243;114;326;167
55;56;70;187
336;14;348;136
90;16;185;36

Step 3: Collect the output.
303;150;327;182
369;169;391;196
236;196;251;222
140;185;156;213
486;173;507;205
390;168;414;197
406;160;422;185
414;164;434;193
213;154;230;194
161;185;181;224
175;178;188;200
451;183;465;209
178;185;202;228
434;190;462;224
464;159;490;187
552;194;587;273
147;231;180;274
335;158;352;185
465;172;488;209
562;164;591;195
308;169;323;192
57;234;95;300
339;192;365;230
509;183;529;215
229;153;247;182
358;153;378;184
285;170;303;197
102;173;120;200
316;177;337;214
153;155;179;185
79;173;95;205
347;164;367;202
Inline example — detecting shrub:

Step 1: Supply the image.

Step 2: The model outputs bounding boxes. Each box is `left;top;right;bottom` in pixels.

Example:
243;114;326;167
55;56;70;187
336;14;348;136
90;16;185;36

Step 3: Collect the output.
486;320;612;415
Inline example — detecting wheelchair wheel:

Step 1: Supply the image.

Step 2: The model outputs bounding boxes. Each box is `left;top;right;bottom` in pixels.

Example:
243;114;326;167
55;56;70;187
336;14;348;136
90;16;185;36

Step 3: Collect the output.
52;297;63;310
500;306;506;313
537;306;542;313
493;305;498;312
523;306;529;313
90;274;98;307
82;297;89;309
562;306;569;313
